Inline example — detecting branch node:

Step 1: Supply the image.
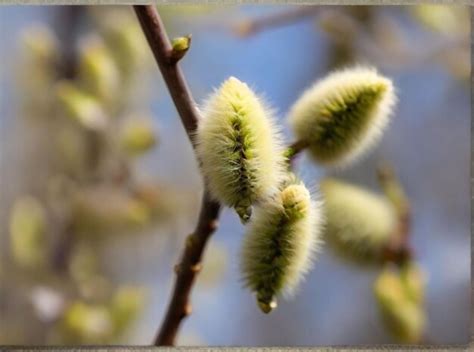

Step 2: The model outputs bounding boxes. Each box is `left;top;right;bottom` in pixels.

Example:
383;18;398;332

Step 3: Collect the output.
190;263;202;273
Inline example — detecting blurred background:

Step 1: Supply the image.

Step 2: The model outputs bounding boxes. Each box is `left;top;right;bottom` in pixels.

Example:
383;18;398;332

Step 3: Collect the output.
0;4;470;346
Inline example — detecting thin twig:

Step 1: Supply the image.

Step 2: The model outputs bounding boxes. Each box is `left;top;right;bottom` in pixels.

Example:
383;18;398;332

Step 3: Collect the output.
286;140;309;161
233;6;324;37
134;5;200;146
133;5;222;346
377;164;413;266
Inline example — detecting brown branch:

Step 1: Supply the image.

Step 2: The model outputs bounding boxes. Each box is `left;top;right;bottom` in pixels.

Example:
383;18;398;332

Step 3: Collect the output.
285;139;309;161
233;6;324;37
133;5;222;346
134;5;199;146
156;193;220;345
377;164;413;266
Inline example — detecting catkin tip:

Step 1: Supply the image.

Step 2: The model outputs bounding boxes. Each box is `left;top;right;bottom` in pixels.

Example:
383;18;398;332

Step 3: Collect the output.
257;296;278;314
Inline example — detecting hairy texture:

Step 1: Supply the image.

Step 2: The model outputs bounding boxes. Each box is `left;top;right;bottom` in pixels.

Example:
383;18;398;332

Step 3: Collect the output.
288;67;396;167
240;179;323;313
374;265;426;343
320;178;396;264
196;77;285;222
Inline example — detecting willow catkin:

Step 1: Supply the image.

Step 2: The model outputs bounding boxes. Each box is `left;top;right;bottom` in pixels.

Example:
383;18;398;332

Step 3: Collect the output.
78;36;120;104
241;178;323;313
374;265;426;343
196;77;285;222
120;117;157;156
9;196;47;269
288;67;396;167
56;81;108;131
320;178;396;264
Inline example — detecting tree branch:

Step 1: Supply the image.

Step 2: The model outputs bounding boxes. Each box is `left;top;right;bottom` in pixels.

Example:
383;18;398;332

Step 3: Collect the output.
285;140;309;161
133;5;222;346
134;5;199;146
377;164;413;266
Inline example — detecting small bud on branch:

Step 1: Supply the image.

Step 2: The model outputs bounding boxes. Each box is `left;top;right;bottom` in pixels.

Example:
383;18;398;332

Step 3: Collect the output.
170;35;191;63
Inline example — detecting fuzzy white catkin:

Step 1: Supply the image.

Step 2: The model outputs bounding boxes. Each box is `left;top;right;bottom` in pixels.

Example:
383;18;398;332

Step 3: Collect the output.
288;67;396;167
240;178;323;313
196;77;285;222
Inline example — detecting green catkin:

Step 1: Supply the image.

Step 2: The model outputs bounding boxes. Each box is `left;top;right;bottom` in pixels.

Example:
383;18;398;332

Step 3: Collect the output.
196;77;285;222
400;262;426;305
109;286;145;335
62;302;113;343
374;264;426;343
101;11;149;78
78;36;120;104
120;118;157;156
9;196;47;269
288;67;396;167
320;178;397;264
56;81;108;131
241;179;323;313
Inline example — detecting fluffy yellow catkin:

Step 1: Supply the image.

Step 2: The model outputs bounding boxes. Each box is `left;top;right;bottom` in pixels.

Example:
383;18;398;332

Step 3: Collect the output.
196;77;285;222
320;178;397;264
240;178;323;313
288;67;396;167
